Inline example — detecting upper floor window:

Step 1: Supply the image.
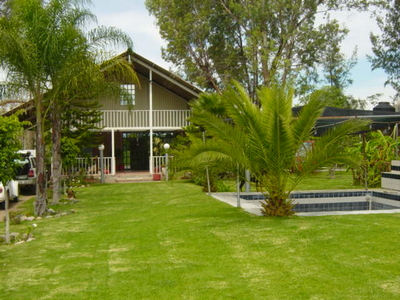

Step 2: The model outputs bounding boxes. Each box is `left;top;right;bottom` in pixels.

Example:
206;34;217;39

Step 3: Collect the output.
120;84;135;105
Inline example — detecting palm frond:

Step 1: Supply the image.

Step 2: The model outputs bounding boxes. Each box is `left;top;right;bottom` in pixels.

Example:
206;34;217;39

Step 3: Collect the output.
299;119;370;178
258;86;295;173
291;91;325;146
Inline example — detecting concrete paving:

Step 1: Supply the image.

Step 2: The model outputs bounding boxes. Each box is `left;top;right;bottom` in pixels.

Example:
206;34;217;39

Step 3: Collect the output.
212;192;263;216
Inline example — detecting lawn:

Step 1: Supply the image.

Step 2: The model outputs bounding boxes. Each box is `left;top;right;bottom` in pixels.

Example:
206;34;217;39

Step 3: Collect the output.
222;170;362;192
296;170;361;190
1;181;399;299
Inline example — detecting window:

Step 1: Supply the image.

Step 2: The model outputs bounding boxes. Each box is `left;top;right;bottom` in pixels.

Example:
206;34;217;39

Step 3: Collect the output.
120;84;135;105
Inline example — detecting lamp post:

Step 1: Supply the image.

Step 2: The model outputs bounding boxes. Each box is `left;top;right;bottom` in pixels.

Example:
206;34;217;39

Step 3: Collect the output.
98;144;105;183
164;143;170;181
202;131;211;195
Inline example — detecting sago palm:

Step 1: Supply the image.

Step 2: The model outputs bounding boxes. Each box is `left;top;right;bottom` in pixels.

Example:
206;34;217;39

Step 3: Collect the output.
178;82;369;216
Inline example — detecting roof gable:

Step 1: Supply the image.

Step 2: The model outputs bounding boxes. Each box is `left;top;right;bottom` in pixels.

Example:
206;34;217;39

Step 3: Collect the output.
122;51;202;101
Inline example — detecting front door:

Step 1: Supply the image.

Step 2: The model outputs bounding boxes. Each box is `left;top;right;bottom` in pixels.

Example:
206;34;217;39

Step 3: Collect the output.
122;132;149;171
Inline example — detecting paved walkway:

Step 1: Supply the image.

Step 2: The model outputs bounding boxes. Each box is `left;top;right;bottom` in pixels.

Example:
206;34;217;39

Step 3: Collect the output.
211;192;263;216
0;195;32;220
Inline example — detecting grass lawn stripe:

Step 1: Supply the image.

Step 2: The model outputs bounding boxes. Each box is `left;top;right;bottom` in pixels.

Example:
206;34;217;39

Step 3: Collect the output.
0;182;399;299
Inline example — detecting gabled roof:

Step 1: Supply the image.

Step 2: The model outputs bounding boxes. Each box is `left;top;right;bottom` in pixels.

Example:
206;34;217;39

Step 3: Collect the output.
293;105;399;118
2;51;203;120
122;51;202;101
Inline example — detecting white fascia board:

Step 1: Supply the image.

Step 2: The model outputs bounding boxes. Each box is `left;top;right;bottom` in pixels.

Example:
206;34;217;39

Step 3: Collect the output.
132;57;201;99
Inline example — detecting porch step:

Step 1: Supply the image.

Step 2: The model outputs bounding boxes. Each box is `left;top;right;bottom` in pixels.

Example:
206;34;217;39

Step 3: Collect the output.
110;174;155;183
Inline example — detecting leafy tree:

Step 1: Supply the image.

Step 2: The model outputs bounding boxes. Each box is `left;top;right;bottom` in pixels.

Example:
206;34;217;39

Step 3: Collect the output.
0;0;10;17
49;52;137;205
60;136;81;188
61;99;103;152
146;0;383;98
0;113;26;243
175;82;368;216
292;18;366;109
300;86;367;109
0;0;52;215
42;2;137;205
0;0;138;211
320;22;357;91
370;0;400;98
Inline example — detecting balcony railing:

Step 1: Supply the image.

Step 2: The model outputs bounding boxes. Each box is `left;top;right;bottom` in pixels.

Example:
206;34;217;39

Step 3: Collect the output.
64;157;113;176
65;156;175;176
152;156;174;175
97;110;191;128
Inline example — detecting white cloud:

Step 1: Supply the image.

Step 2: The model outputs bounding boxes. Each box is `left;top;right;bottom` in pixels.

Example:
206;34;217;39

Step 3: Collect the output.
96;11;164;45
316;9;381;58
329;10;381;58
91;1;171;69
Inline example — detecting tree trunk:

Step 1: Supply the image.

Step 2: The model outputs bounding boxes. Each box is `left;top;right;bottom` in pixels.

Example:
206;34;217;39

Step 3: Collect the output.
260;194;295;217
51;100;62;205
5;191;10;244
34;96;47;216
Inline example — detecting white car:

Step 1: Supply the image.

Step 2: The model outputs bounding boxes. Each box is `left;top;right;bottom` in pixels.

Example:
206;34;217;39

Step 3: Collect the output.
0;180;19;210
15;150;37;194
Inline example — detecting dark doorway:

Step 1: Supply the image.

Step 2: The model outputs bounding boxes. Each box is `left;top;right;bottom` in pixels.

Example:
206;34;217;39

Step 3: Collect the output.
122;132;149;171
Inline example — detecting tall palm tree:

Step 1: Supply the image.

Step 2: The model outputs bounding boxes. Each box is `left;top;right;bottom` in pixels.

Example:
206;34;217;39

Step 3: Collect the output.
0;0;138;213
177;82;369;216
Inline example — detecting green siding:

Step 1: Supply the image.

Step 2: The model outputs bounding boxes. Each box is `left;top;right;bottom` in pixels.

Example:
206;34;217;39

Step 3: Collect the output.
97;73;189;111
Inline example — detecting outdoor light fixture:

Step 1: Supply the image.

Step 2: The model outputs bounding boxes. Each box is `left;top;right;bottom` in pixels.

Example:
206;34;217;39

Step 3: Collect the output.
164;143;170;181
98;144;105;183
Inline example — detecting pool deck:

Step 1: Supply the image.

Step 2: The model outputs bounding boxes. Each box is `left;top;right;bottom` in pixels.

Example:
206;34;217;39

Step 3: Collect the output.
211;191;400;217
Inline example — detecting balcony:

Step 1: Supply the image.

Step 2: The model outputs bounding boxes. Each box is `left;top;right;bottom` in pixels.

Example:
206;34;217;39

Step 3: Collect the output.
97;110;191;129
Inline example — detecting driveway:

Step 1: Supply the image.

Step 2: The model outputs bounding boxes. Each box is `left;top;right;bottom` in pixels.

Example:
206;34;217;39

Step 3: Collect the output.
0;195;33;220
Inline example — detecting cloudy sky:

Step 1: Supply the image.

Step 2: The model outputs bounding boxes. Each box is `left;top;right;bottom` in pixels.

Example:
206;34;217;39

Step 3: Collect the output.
93;1;395;107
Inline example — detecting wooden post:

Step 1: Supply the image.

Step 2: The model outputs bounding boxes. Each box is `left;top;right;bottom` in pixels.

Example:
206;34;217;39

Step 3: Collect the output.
5;191;10;244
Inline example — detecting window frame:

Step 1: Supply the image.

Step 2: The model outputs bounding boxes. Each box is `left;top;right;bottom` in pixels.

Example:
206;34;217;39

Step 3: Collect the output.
120;84;135;106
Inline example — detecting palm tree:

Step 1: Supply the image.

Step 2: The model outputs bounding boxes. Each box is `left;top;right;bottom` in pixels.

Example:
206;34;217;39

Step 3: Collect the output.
177;82;369;216
0;0;138;213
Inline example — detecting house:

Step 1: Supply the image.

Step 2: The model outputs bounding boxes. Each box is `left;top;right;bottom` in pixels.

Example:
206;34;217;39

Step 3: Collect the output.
4;51;202;176
90;51;201;175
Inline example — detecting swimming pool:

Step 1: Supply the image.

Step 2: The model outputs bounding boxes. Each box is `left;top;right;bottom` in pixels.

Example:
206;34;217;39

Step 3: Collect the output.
240;190;400;213
212;189;400;216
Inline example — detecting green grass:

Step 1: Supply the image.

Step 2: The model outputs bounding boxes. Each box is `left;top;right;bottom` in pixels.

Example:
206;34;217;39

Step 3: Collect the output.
1;182;399;299
222;170;362;192
296;171;362;190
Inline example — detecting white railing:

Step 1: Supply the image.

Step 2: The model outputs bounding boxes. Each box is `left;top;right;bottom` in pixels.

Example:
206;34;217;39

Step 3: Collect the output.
98;110;191;128
64;157;113;176
99;110;149;128
153;110;191;127
152;155;175;174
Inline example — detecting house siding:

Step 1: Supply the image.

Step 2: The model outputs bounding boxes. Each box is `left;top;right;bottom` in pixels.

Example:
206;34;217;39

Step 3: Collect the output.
153;83;190;110
97;73;190;111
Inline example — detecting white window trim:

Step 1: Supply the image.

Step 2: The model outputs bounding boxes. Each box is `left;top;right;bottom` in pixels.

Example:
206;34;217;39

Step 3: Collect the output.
120;84;135;106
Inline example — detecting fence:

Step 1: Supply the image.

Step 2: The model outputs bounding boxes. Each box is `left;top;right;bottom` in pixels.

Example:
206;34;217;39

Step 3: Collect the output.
98;110;191;128
64;157;113;176
152;156;174;174
64;156;174;176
